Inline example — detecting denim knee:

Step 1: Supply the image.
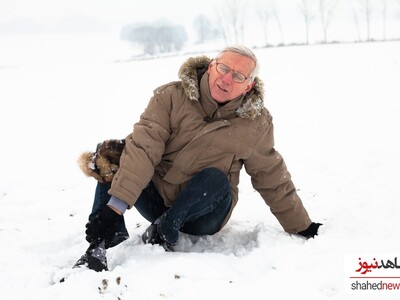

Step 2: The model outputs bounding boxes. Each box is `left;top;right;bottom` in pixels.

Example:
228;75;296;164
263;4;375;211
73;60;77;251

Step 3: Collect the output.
194;167;230;201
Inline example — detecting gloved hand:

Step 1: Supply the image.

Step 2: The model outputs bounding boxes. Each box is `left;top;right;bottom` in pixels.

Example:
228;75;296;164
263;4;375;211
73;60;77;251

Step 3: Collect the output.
298;222;322;239
85;206;121;247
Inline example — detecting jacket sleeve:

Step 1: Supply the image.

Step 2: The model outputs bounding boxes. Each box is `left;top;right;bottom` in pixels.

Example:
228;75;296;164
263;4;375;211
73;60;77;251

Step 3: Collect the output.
109;88;173;207
244;119;312;233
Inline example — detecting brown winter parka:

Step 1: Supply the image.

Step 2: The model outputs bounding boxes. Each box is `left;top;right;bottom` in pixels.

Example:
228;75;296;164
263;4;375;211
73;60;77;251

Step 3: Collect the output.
109;55;312;234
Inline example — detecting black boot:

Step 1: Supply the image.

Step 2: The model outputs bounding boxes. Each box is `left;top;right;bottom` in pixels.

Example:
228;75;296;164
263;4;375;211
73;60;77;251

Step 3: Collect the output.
73;241;108;272
142;224;174;252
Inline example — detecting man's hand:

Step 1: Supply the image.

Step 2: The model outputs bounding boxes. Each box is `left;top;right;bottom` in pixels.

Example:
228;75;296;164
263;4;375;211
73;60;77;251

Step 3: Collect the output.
85;206;121;246
297;222;322;239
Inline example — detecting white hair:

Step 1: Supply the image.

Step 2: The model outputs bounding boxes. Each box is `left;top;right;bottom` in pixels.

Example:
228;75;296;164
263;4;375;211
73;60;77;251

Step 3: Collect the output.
215;45;259;81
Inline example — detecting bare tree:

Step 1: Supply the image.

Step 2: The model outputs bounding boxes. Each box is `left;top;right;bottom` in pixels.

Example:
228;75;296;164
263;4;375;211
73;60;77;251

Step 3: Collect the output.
126;23;188;55
215;10;230;44
359;0;373;41
215;0;247;44
271;0;285;45
255;0;272;46
318;0;336;43
381;0;388;40
299;0;315;45
228;0;246;44
349;0;362;42
193;14;219;44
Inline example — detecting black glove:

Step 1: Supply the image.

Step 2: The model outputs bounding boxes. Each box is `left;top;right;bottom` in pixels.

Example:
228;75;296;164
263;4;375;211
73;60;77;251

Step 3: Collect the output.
298;222;322;239
85;206;121;247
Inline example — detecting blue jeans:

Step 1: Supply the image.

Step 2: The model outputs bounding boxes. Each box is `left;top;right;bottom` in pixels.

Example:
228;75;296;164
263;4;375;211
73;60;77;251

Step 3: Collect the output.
90;167;232;248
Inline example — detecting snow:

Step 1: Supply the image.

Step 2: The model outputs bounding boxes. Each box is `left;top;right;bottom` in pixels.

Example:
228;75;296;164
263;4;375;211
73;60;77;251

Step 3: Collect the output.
1;34;400;299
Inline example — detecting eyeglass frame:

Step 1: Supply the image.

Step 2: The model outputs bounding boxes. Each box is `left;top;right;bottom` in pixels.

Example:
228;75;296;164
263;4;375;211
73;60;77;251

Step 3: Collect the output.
214;60;252;83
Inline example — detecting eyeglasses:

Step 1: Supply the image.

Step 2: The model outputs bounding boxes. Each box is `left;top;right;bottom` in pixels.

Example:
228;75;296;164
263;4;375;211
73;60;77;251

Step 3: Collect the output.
215;61;250;83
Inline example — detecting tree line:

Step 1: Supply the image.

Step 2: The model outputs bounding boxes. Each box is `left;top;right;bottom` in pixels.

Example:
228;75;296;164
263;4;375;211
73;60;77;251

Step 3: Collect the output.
121;0;400;55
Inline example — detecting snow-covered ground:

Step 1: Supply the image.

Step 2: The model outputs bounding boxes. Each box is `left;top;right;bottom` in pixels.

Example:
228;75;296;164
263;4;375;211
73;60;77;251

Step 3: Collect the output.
0;34;399;299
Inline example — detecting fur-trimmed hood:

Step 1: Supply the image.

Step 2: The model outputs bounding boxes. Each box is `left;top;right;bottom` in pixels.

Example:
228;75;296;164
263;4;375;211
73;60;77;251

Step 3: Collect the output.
178;55;265;120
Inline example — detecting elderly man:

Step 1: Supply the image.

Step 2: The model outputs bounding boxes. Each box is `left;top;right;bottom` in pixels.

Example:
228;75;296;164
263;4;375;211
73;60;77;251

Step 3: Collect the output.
75;45;322;271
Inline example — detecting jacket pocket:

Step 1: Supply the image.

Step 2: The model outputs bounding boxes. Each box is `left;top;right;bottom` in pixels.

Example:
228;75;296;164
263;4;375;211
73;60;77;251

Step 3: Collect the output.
163;144;235;184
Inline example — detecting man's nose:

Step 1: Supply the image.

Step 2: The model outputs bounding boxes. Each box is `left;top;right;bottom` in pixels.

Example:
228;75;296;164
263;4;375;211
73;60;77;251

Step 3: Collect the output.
221;71;233;84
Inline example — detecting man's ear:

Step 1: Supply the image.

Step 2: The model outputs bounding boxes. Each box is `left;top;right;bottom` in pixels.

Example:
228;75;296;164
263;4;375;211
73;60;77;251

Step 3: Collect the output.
207;59;215;74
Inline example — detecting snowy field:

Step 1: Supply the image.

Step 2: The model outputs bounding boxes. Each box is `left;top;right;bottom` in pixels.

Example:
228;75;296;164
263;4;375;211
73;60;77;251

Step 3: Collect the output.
0;34;400;299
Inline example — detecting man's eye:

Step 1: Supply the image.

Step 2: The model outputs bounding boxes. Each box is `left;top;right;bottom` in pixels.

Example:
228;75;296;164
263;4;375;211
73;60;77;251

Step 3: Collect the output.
221;66;230;73
233;73;244;81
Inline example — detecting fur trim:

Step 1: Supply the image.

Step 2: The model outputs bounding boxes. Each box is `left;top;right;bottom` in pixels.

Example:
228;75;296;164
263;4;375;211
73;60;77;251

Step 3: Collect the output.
178;55;211;102
236;77;264;120
78;139;125;183
78;151;106;183
178;55;265;120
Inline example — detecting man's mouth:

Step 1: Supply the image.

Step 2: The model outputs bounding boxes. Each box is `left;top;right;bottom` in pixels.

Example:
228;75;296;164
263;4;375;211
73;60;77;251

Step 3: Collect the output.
217;84;228;93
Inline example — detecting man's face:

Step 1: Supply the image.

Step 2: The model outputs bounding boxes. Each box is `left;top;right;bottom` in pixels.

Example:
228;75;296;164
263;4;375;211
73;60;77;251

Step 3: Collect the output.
207;52;255;104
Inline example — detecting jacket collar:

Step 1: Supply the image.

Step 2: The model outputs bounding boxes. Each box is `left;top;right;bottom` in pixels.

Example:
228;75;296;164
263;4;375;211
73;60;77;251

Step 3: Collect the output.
178;55;265;120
